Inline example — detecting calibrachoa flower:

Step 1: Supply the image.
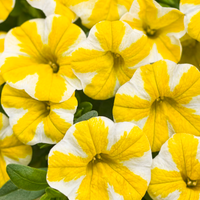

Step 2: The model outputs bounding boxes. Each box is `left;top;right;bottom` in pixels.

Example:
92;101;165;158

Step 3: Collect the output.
0;0;15;23
72;20;150;100
0;32;6;54
113;59;200;152
179;34;200;70
27;0;76;22
0;32;6;85
47;117;152;200
0;112;32;188
121;0;185;63
0;15;86;103
1;84;77;145
27;0;134;29
148;133;200;200
180;0;200;41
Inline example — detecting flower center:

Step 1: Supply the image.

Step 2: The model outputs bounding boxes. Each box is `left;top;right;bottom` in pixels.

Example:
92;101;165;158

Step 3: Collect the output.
111;52;124;69
44;101;51;113
48;61;60;73
145;25;157;37
187;178;197;187
92;154;102;163
156;96;165;102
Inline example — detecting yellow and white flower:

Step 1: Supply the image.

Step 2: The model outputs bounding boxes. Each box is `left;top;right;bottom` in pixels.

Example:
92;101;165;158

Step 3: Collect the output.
148;133;200;200
27;0;77;22
0;32;6;85
1;84;77;145
0;0;15;23
72;20;150;100
179;33;200;70
27;0;133;29
121;0;185;63
0;15;86;103
0;32;6;54
113;60;200;152
180;0;200;42
0;112;32;188
47;117;152;200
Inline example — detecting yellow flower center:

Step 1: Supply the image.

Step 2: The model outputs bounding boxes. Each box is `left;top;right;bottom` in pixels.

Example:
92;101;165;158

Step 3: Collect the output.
187;178;197;187
145;25;157;37
48;61;60;73
92;154;102;163
44;101;51;113
111;52;125;69
156;96;165;102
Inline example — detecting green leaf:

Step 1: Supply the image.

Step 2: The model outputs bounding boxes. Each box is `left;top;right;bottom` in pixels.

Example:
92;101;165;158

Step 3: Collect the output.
45;187;67;199
74;110;98;123
6;164;49;191
156;0;179;8
74;101;93;118
0;180;44;200
79;102;93;114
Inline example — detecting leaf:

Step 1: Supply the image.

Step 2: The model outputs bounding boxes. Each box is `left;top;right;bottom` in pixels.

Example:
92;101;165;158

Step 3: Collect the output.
45;187;68;199
40;188;69;200
0;180;44;200
74;101;93;118
6;164;49;191
79;102;93;114
74;110;98;123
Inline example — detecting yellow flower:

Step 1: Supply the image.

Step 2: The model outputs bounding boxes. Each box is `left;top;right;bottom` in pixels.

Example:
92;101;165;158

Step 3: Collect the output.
0;15;86;103
180;0;200;41
121;0;185;63
47;117;152;200
0;112;32;188
113;60;200;152
27;0;76;22
1;84;77;145
72;20;150;100
179;33;200;70
148;133;200;200
27;0;133;29
0;0;15;23
0;32;6;85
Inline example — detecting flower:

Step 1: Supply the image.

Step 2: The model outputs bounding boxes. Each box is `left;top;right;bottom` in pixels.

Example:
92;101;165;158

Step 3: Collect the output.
113;59;200;152
27;0;133;29
26;0;76;22
0;15;86;103
0;0;15;23
0;32;6;85
72;20;150;100
0;32;6;54
179;33;200;70
180;0;200;41
121;0;185;63
1;84;77;145
148;133;200;200
47;116;152;200
0;112;32;187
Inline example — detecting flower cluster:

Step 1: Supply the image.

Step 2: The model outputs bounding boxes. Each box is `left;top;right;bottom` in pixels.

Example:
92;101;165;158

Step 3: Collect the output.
0;0;200;199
